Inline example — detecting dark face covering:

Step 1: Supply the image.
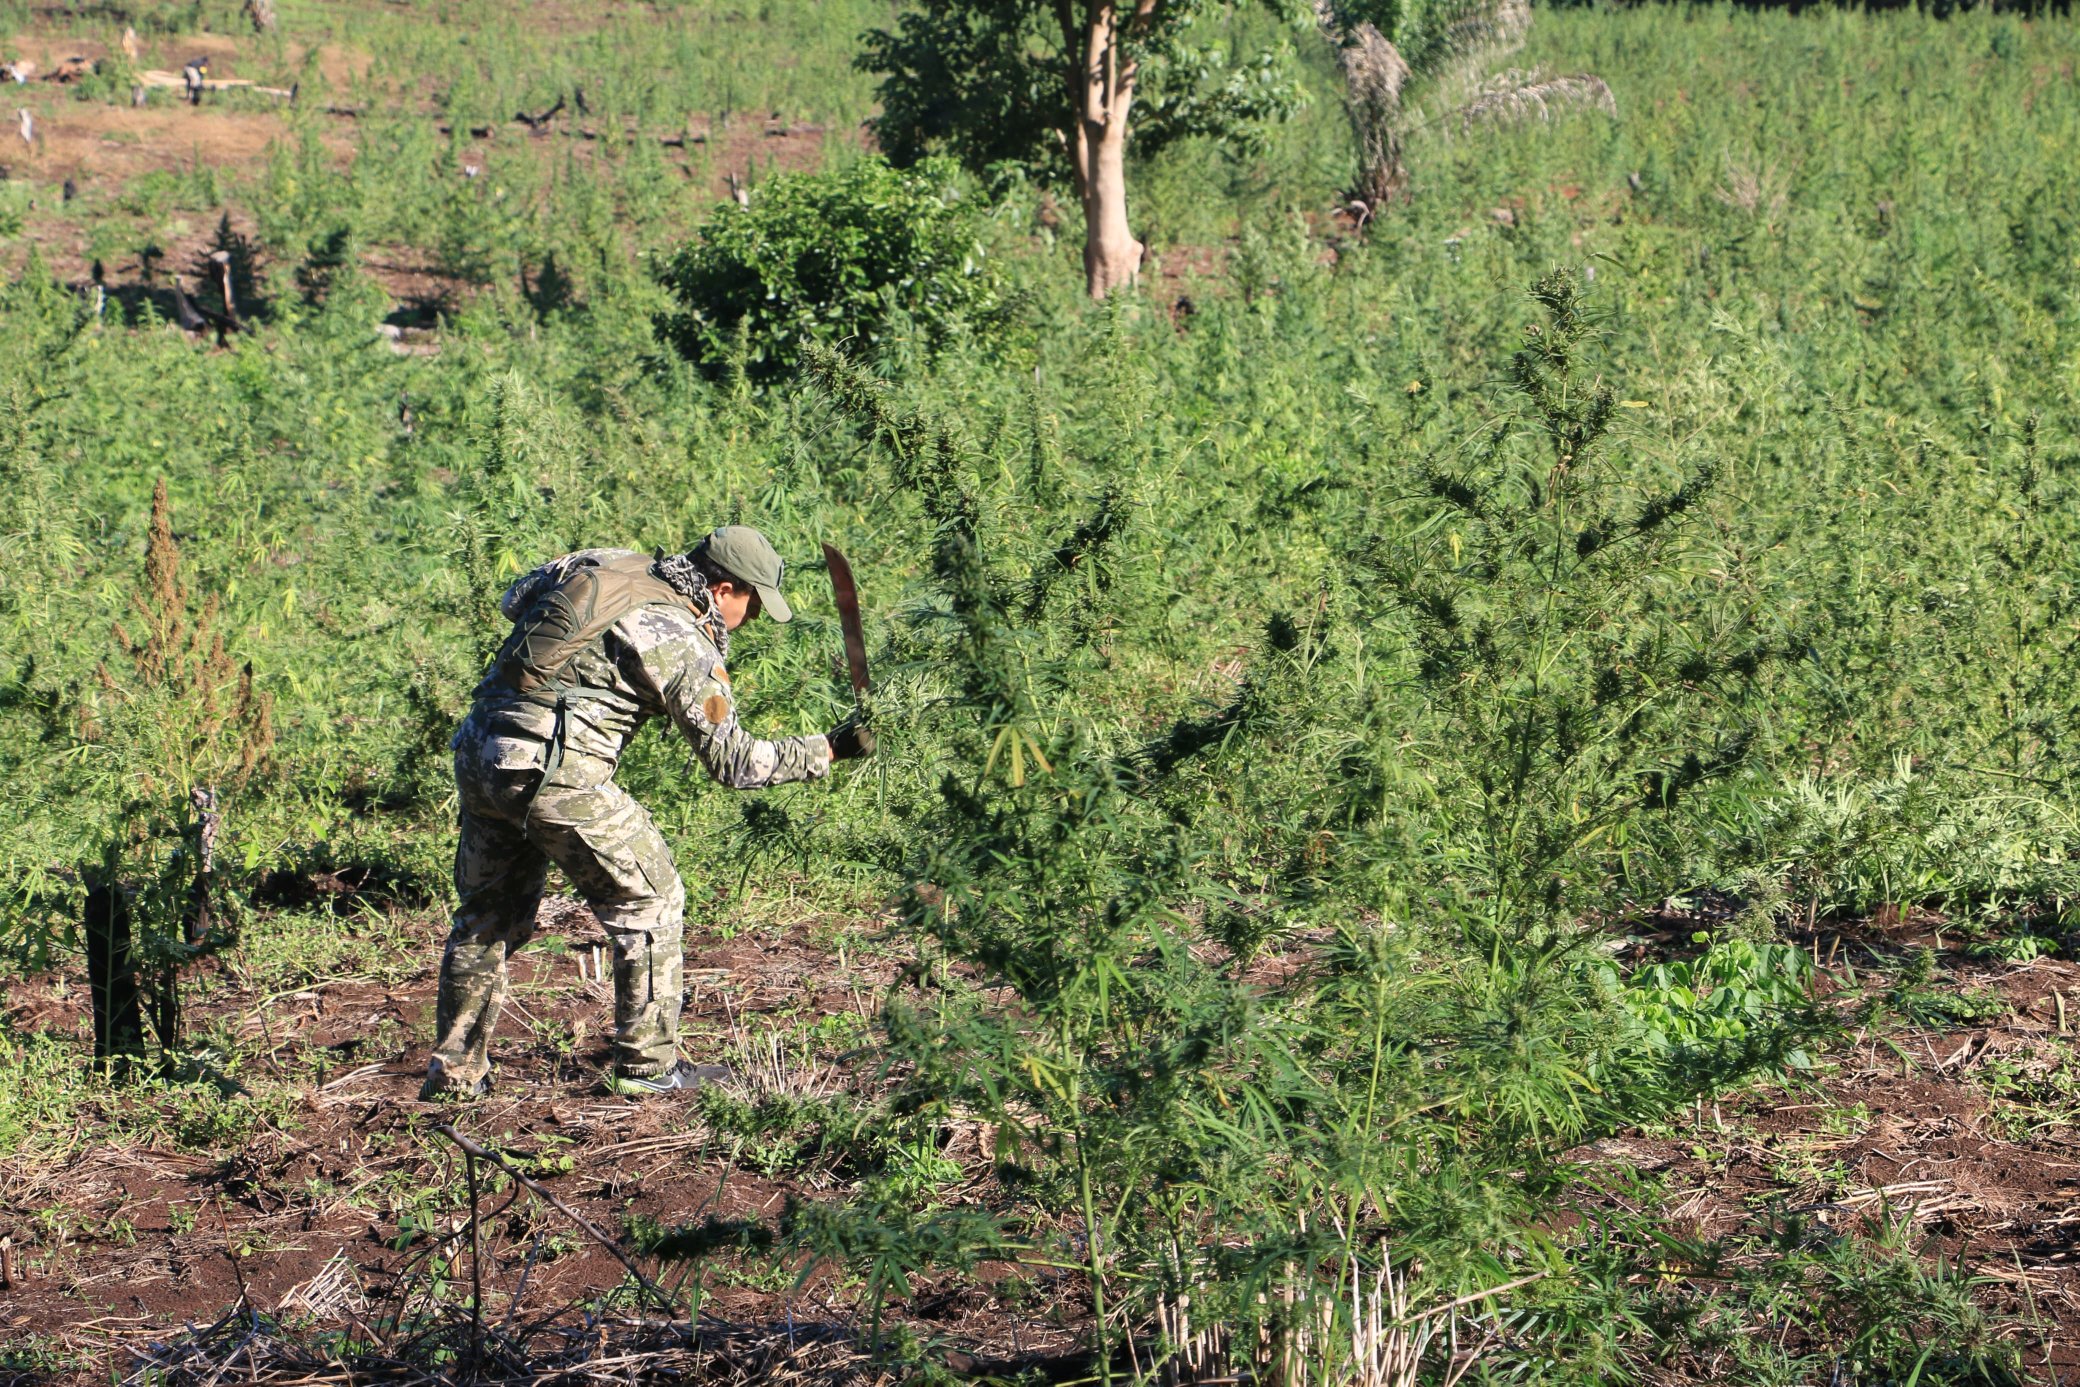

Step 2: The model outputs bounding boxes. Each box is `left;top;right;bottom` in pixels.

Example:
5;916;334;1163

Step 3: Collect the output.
651;552;731;657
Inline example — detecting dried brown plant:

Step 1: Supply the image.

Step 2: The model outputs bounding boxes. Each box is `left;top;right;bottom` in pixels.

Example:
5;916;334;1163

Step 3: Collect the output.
1713;154;1792;222
82;479;275;1064
1324;16;1413;207
111;479;275;794
1456;70;1617;132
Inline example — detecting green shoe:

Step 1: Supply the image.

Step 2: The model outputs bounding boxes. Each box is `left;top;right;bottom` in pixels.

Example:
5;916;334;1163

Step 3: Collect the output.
603;1060;732;1097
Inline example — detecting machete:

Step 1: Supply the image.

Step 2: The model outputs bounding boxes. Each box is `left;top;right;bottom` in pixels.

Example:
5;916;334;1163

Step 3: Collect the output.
822;542;870;706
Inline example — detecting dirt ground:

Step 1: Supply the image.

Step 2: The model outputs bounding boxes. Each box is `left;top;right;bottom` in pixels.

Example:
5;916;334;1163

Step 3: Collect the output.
1574;916;2080;1382
2;894;2078;1381
0;889;1091;1379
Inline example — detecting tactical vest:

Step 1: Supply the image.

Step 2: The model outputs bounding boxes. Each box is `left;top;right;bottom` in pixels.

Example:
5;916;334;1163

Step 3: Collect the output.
477;552;701;781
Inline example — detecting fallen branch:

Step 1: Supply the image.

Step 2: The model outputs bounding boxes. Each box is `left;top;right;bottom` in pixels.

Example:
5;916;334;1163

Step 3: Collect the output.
431;1123;679;1318
427;116;824;148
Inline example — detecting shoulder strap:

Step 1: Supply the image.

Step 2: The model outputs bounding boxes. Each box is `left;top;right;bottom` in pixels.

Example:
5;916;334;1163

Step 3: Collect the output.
482;553;696;698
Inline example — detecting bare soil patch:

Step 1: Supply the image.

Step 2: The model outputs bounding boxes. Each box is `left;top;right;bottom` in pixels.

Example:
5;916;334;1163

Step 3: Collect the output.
6;101;337;187
0;893;1089;1379
1574;916;2080;1380
4;898;2076;1380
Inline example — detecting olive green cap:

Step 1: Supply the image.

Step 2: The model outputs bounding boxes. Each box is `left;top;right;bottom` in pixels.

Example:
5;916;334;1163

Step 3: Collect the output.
695;525;792;622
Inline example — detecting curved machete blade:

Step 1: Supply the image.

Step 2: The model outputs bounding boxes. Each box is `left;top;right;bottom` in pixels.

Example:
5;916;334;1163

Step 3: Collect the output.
822;542;870;703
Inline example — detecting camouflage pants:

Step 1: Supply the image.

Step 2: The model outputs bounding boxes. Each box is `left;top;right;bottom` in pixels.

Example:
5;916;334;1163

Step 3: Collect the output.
427;744;686;1089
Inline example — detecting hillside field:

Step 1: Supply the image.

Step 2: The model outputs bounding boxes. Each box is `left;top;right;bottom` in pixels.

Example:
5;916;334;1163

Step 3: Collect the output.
2;1;2080;1383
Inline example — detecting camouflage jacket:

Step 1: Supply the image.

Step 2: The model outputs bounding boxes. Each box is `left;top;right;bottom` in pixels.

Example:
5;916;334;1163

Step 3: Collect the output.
456;549;831;790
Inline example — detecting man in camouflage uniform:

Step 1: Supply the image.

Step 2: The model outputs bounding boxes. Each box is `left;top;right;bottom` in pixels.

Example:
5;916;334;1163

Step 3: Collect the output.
422;527;872;1099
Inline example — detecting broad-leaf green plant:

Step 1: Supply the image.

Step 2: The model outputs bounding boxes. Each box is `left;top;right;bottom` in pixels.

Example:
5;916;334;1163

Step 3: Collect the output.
654;155;1002;381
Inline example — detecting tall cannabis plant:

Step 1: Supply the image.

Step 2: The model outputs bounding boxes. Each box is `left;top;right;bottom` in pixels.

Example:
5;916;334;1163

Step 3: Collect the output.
787;319;1808;1380
797;343;1338;1380
633;303;1817;1383
69;480;274;1068
398;372;595;797
1352;268;1776;944
1241;269;1815;1370
0;380;88;971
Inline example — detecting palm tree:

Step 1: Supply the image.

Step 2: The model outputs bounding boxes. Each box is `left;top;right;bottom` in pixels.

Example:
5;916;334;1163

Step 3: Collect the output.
1314;0;1613;218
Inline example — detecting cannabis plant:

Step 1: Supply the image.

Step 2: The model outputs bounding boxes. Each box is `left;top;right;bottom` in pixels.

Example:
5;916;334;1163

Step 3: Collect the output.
396;372;597;798
1349;268;1776;948
0;379;88;972
792;342;1348;1377
763;310;1815;1378
66;480;274;1068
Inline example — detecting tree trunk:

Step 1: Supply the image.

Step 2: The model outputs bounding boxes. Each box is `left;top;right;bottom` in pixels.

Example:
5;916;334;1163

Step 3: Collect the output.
151;788;223;1063
1350;123;1408;211
184;786;221;948
1342;23;1411;209
244;0;277;32
1080;113;1141;298
1068;2;1147;300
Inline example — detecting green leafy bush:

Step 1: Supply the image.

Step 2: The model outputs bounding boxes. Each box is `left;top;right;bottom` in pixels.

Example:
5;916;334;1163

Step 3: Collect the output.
652;155;1001;380
1622;939;1815;1063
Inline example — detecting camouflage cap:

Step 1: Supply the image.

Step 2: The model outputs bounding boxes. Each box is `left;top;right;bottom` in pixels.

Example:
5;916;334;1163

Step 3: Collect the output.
695;526;792;622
